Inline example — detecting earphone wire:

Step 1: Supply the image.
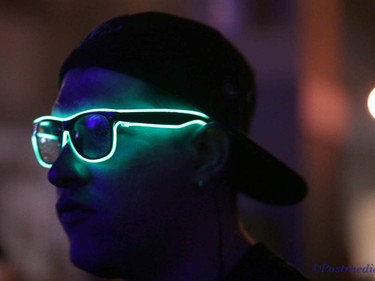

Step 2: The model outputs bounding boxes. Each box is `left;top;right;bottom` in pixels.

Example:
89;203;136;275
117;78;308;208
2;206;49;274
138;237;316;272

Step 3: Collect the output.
213;182;225;280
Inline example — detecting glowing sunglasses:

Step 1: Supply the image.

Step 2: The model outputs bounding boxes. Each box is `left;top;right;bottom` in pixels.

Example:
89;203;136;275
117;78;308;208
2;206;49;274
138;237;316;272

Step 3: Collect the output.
31;108;210;168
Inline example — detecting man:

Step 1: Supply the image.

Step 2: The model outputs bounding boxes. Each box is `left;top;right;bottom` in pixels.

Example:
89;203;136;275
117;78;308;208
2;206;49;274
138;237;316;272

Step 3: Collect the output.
31;12;308;281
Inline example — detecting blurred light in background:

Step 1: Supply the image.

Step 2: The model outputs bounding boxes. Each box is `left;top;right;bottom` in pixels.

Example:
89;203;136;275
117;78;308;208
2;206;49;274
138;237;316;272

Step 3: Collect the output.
367;88;375;119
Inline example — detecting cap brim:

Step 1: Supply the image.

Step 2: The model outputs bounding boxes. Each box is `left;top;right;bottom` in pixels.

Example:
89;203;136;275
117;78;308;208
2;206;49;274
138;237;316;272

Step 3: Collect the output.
228;130;307;205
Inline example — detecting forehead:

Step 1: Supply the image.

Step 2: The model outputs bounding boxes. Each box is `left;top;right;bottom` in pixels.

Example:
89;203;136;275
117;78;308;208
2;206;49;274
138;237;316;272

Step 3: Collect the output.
53;67;164;117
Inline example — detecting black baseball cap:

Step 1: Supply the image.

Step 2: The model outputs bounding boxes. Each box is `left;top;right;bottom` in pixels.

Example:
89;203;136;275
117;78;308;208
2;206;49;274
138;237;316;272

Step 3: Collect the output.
60;12;307;205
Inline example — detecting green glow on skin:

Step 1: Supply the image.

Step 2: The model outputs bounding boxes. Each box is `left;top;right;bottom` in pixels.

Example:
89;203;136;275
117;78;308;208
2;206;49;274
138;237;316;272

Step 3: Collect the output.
32;108;210;168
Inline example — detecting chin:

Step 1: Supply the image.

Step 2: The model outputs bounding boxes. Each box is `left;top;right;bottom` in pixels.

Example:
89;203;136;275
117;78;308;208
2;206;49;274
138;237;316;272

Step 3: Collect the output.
69;246;126;279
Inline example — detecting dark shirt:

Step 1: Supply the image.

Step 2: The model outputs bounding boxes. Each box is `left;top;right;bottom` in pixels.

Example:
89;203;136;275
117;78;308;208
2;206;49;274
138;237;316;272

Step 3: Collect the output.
224;243;309;281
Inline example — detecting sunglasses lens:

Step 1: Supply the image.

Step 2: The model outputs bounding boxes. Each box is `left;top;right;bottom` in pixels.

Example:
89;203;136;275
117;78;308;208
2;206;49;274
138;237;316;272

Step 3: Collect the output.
35;120;62;165
72;114;112;159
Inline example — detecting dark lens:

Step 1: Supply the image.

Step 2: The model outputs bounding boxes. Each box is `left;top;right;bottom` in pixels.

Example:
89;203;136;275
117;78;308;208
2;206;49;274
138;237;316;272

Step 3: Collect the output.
36;120;62;164
72;114;112;159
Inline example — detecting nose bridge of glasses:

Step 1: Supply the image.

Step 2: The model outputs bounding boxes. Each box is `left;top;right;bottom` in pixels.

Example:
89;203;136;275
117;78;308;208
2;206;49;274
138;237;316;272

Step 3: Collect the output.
62;130;82;161
58;130;86;164
62;130;70;147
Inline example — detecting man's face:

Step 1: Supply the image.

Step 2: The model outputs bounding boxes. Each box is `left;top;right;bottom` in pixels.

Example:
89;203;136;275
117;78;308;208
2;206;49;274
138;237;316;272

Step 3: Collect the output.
49;67;200;278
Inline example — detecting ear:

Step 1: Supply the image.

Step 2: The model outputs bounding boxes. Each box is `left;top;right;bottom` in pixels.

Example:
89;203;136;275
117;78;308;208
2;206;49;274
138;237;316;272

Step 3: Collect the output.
192;122;230;187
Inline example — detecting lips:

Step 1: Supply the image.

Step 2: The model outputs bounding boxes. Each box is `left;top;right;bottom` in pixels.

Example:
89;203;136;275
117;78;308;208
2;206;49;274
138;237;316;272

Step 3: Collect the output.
56;199;95;224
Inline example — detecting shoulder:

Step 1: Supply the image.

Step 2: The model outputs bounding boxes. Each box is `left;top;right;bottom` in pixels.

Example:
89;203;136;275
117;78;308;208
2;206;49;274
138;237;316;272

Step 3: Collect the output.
224;243;309;281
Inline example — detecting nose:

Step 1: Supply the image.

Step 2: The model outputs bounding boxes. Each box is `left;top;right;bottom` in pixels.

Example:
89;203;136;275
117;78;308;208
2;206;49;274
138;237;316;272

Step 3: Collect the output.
48;143;90;189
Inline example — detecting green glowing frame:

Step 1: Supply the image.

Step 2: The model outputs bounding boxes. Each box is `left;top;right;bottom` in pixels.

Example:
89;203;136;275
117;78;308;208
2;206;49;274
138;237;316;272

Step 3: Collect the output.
32;108;210;168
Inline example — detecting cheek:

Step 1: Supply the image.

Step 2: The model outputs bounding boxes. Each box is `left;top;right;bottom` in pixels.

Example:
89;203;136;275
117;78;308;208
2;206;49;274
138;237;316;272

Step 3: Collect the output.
85;129;197;231
84;152;194;256
90;134;195;215
98;130;194;184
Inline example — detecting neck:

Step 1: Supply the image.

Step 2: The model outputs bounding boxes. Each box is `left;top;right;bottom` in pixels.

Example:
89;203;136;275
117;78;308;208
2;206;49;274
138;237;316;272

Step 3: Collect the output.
216;195;255;278
161;188;253;281
122;189;254;281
